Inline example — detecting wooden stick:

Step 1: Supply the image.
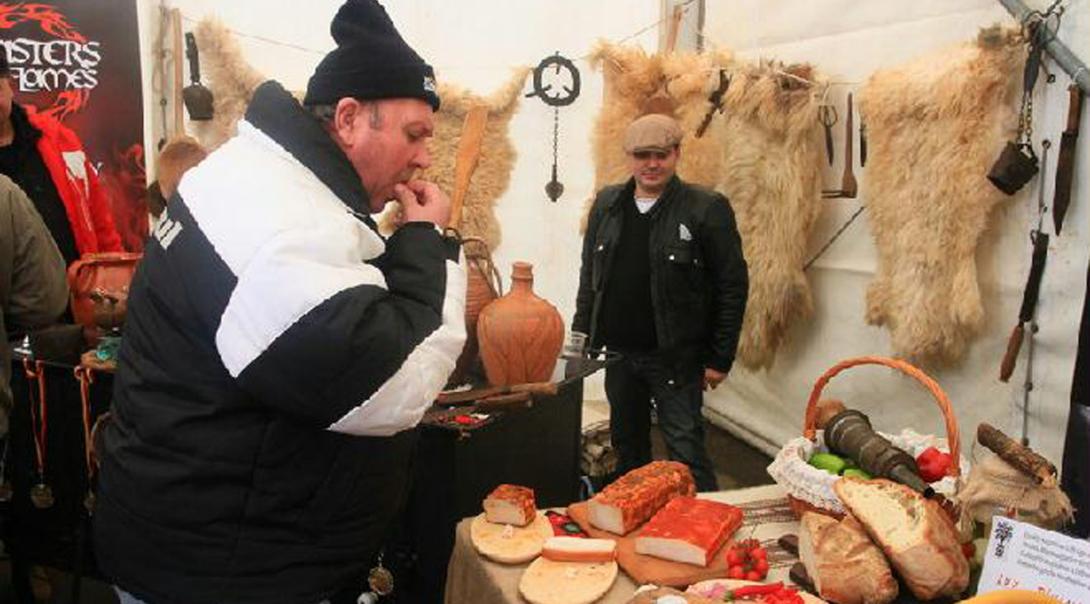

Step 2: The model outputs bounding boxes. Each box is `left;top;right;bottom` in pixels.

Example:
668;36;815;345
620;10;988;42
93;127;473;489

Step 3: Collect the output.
171;9;184;136
449;105;489;229
436;381;557;406
999;323;1025;382
664;4;684;53
977;423;1057;487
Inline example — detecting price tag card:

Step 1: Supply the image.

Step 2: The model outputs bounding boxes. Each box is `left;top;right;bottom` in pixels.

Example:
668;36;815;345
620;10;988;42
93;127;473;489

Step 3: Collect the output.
978;516;1090;603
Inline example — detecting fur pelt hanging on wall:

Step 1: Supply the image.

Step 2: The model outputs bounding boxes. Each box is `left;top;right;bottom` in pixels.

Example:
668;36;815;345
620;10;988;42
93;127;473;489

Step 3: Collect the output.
189;18;524;251
718;62;825;369
587;42;733;192
191;19;265;151
387;70;529;250
586;43;825;369
859;26;1023;365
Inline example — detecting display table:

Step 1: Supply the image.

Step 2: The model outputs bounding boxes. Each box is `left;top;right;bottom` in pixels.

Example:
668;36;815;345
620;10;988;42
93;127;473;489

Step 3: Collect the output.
388;356;611;604
444;484;797;604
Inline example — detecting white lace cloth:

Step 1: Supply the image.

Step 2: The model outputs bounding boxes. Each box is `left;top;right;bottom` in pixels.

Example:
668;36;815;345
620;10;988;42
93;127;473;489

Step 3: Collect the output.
766;428;966;515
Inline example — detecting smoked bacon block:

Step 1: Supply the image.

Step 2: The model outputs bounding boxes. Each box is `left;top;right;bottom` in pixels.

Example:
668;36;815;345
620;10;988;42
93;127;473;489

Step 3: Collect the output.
483;484;536;526
634;496;743;566
587;461;695;535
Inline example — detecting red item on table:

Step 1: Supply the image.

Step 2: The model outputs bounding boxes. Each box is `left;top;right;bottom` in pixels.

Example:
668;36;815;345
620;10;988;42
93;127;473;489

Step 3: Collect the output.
587;460;695;535
634;496;743;566
915;446;952;483
545;510;588;537
725;538;770;582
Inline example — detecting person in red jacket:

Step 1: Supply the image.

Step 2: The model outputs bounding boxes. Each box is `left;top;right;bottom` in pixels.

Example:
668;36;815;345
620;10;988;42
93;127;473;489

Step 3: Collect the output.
0;48;122;266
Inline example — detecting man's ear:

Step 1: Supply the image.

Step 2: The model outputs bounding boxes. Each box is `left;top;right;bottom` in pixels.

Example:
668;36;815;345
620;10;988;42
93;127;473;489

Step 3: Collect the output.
332;97;361;143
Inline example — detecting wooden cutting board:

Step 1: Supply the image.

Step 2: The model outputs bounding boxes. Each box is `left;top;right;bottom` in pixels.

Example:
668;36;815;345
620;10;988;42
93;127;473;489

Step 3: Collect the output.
567;501;737;587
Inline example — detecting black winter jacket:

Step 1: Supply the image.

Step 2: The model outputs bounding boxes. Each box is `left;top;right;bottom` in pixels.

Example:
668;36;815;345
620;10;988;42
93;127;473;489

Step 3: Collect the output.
573;176;748;372
93;82;466;604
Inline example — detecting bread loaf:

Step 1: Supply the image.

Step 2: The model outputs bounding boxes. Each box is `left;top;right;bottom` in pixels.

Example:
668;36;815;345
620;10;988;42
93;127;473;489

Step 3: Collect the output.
483;484;536;526
587;461;695;535
798;512;898;604
634;496;743;566
834;478;968;600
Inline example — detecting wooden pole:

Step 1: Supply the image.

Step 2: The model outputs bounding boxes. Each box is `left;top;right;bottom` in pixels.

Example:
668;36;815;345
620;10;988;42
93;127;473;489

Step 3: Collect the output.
171;9;184;136
664;4;684;53
996;0;1090;95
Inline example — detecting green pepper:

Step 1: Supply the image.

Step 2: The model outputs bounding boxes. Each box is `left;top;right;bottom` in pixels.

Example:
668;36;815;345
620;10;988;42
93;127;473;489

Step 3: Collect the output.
808;452;847;475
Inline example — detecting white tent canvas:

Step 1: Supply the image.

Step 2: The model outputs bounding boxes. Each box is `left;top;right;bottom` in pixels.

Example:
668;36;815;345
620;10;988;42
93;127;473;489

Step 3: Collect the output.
134;0;1090;466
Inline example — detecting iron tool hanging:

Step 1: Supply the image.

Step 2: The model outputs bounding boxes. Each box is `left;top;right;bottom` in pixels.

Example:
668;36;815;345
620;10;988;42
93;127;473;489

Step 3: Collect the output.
525;53;581;202
987;5;1063;194
183;32;214;121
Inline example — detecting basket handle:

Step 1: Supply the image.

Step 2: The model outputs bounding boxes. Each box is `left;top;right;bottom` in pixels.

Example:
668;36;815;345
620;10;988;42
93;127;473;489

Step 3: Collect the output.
802;356;961;477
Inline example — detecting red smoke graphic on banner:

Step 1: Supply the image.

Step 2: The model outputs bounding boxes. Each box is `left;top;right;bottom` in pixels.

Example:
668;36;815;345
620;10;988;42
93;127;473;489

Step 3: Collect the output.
0;4;90;120
0;1;146;250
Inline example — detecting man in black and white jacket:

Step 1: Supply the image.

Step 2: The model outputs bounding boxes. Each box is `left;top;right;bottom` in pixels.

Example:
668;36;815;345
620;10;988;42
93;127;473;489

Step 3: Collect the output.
94;2;465;603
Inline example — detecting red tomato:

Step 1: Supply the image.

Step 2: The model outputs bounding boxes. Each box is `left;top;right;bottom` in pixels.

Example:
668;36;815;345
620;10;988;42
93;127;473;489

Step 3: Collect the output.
916;446;952;483
961;541;976;559
745;570;762;581
754;558;770;575
751;546;767;561
728;565;746;580
726;548;742;566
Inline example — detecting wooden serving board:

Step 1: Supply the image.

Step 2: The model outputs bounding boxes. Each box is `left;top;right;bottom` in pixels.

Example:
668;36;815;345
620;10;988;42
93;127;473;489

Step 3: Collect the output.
567;501;736;587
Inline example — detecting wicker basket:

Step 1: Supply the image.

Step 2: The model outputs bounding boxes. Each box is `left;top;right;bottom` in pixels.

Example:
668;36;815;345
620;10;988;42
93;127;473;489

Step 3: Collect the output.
767;356;964;518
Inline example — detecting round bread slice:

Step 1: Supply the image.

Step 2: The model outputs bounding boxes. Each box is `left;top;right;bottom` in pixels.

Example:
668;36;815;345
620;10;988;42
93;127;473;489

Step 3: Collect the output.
470;512;553;564
519;557;618;604
687;579;828;604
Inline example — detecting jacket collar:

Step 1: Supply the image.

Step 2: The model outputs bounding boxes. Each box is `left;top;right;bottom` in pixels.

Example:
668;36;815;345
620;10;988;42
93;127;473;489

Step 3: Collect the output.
604;174;682;215
244;81;372;219
6;104;41;157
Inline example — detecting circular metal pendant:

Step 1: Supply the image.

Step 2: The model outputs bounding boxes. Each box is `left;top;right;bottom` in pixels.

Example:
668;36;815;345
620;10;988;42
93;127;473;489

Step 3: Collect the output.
30;483;54;509
545;179;564;202
83;491;97;515
528;53;581;107
367;565;394;596
0;481;12;502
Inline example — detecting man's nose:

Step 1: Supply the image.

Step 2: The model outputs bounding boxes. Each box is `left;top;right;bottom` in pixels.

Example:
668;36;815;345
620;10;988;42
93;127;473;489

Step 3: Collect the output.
413;146;432;170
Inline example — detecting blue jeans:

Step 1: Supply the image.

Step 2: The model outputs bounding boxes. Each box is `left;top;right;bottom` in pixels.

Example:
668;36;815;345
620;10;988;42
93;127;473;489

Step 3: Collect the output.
604;349;718;491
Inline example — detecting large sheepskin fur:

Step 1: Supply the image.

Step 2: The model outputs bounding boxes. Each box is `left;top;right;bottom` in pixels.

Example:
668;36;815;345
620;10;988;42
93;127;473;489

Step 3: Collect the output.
191;19;265;151
587;43;825;369
413;70;529;250
719;62;825;369
588;42;732;191
188;18;524;250
859;26;1023;365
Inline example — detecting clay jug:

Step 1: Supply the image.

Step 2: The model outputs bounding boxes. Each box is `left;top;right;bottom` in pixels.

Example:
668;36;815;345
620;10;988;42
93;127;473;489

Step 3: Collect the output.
449;238;502;385
477;262;564;385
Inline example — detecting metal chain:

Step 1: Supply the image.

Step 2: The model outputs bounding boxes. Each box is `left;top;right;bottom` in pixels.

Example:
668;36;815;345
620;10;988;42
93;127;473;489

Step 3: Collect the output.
1022;95;1034;143
552;106;560;172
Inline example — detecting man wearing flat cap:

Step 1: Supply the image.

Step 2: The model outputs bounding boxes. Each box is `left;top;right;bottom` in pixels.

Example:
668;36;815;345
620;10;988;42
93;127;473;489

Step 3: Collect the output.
574;113;748;492
94;2;465;602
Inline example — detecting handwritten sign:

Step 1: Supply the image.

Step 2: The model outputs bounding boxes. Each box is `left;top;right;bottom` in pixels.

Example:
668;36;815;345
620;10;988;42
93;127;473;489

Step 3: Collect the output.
978;516;1090;604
